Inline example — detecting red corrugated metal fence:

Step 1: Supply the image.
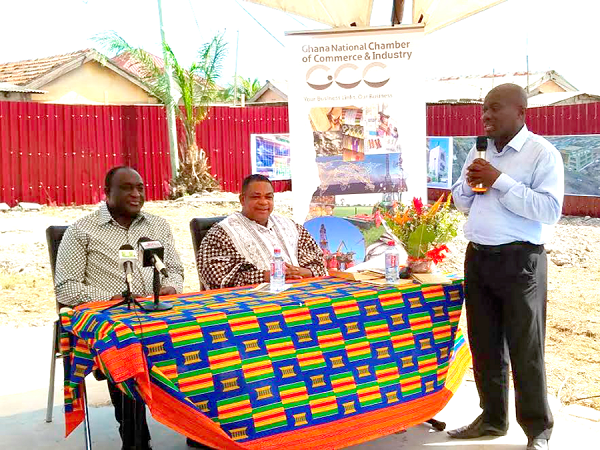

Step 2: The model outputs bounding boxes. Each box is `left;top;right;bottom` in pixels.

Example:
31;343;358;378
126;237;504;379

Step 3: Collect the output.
0;102;171;206
196;106;290;193
427;103;600;136
0;103;289;206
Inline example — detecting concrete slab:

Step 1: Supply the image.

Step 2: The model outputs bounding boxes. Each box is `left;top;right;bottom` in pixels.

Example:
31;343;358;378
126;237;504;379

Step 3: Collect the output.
1;325;598;449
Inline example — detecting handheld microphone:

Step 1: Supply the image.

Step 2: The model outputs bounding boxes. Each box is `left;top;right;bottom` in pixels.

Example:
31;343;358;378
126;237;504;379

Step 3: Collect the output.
137;237;168;277
118;244;137;288
473;136;488;194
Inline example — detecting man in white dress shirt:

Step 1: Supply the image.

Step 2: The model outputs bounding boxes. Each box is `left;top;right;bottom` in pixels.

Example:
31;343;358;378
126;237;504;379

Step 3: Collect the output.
448;84;564;450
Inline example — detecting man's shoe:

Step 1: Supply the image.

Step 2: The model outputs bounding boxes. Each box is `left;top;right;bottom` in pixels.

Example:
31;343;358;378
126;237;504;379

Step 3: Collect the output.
186;437;214;449
447;415;507;439
527;438;549;450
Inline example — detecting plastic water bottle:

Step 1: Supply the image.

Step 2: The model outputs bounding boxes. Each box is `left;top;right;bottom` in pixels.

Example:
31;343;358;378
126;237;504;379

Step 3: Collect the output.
270;248;285;293
385;241;399;284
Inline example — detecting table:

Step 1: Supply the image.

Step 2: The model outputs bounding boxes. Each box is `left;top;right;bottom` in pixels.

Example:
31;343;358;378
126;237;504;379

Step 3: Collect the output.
60;276;470;450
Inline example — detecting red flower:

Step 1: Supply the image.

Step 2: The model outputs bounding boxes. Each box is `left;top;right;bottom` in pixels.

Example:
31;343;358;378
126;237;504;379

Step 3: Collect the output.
426;245;449;264
412;197;423;215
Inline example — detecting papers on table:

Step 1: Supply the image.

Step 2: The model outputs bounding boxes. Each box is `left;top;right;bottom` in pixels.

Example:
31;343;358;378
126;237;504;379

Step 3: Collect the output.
410;273;453;285
248;283;293;293
330;265;455;286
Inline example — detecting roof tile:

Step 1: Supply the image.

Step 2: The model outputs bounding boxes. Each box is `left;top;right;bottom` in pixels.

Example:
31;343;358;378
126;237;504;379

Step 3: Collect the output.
0;49;91;86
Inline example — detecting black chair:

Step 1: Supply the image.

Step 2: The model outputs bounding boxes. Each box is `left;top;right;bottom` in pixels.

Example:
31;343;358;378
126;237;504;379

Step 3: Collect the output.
189;217;225;287
45;225;92;449
189;217;225;257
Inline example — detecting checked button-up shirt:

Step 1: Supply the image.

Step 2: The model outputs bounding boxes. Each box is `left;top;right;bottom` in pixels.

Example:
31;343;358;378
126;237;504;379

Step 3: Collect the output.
55;204;184;307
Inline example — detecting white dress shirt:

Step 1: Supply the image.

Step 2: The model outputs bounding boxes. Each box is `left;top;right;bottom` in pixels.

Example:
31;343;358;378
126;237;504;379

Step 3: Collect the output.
451;125;564;245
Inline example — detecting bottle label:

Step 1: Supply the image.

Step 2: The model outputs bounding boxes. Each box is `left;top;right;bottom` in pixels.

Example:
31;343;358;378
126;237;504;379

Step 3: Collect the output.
272;260;284;278
386;253;397;267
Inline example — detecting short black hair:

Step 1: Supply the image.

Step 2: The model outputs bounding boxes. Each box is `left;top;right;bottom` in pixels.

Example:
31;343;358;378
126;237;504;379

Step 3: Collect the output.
104;166;133;193
241;174;273;195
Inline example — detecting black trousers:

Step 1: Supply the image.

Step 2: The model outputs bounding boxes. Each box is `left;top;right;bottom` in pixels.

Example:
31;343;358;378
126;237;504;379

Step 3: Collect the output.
106;379;151;449
464;242;553;440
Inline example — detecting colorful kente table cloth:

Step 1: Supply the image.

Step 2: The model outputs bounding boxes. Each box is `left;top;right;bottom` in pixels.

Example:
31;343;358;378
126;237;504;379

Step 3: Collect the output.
60;276;470;449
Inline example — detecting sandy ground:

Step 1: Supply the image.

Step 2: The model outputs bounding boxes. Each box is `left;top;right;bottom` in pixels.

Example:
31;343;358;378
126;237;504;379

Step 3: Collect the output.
0;192;598;412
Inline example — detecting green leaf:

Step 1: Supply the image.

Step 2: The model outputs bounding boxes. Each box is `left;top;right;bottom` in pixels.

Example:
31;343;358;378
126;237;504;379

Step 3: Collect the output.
407;224;436;258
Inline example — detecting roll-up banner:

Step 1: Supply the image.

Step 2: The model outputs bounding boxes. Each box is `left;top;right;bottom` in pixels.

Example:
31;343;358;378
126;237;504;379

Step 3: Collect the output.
286;25;427;223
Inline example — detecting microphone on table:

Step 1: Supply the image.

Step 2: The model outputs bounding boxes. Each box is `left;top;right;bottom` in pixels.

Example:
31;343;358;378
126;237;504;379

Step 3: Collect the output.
137;237;168;277
104;244;144;312
118;244;137;290
472;136;488;194
137;237;173;312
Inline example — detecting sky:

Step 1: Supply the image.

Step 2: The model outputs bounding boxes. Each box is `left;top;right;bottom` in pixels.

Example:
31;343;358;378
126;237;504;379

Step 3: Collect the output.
1;0;599;92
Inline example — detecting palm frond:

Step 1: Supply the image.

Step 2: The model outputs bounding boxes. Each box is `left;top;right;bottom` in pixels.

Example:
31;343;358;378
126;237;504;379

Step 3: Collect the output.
96;29;229;177
93;31;172;105
93;31;131;57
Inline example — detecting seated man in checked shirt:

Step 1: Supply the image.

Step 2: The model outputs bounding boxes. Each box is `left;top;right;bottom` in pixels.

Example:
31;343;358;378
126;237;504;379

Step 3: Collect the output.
197;174;327;290
55;166;184;450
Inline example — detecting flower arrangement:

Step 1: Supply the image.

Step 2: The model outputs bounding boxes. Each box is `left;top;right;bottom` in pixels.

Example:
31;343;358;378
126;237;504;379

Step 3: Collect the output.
383;194;460;272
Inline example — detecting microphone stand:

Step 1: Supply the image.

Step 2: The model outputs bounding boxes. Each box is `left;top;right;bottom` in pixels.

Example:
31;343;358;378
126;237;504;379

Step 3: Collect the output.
98;267;147;448
140;264;173;312
104;278;145;312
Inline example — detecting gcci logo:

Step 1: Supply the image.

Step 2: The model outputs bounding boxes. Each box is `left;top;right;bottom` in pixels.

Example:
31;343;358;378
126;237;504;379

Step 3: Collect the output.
306;62;390;91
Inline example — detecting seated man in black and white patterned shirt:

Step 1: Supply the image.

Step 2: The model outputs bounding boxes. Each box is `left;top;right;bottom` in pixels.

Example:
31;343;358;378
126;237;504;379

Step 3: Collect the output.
197;174;327;290
55;166;184;450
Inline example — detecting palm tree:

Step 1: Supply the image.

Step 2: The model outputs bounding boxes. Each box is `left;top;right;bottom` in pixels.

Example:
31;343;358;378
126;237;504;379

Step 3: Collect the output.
218;76;262;103
94;31;227;194
236;76;262;102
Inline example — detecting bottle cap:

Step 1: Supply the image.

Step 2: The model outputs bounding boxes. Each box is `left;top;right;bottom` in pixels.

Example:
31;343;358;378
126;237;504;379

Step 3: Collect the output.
387;240;395;246
274;248;281;255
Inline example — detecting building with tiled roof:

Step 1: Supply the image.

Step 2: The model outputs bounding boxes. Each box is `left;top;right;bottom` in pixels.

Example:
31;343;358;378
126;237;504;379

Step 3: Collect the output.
0;49;159;105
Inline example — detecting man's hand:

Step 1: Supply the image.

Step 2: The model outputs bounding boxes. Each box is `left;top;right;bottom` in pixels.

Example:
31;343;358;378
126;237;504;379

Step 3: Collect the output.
285;263;312;280
159;286;177;296
467;158;501;188
263;270;271;282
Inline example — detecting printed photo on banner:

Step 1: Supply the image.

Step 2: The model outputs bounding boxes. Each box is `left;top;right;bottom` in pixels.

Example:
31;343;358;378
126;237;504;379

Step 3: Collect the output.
311;103;401;162
251;134;291;181
308;101;408;226
426;137;453;188
313;153;406;196
304;216;366;271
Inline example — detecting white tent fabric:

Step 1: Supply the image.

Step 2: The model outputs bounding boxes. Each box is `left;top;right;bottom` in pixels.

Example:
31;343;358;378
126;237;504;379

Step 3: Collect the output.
413;0;506;33
244;0;374;27
244;0;506;32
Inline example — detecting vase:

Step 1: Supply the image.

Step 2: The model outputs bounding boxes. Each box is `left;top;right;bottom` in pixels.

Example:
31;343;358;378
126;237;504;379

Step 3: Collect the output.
407;256;435;273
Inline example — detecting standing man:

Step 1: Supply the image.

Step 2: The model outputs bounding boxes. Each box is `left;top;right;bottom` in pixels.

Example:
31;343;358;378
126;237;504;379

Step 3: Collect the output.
55;166;184;450
449;84;564;450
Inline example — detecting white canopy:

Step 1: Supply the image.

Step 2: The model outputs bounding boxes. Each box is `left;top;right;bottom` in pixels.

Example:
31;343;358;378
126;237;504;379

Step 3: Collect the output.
413;0;506;33
245;0;375;27
244;0;506;32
